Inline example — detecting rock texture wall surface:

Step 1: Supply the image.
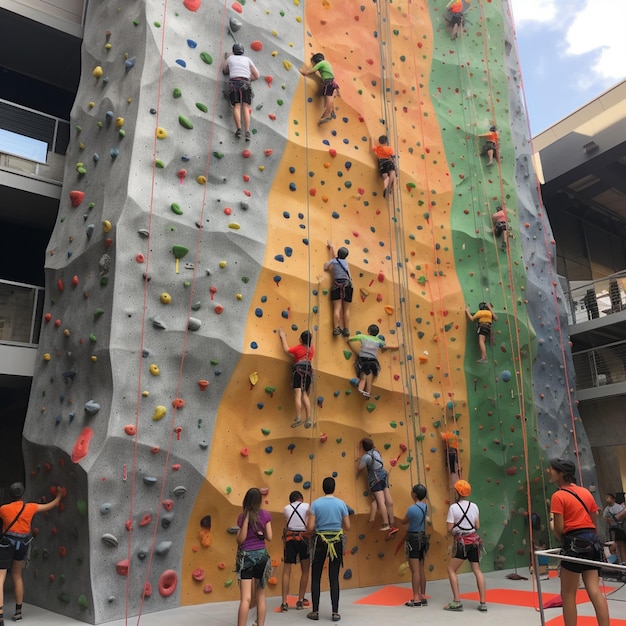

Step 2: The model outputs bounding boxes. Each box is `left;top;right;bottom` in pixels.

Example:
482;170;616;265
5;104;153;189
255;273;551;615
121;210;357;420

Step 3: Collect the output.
22;0;595;623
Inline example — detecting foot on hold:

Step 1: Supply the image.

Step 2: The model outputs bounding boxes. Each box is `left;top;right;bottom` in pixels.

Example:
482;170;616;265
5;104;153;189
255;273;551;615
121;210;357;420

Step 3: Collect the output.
360;390;371;398
387;526;399;537
280;603;289;612
444;601;463;612
379;524;391;532
342;328;350;337
304;419;312;429
333;326;342;336
318;117;332;125
291;418;303;428
477;603;488;612
307;612;319;621
245;131;251;141
476;358;488;364
235;128;242;138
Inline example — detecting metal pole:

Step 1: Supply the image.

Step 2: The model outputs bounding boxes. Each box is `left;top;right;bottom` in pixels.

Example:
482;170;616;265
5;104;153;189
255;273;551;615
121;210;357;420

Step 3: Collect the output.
532;550;547;626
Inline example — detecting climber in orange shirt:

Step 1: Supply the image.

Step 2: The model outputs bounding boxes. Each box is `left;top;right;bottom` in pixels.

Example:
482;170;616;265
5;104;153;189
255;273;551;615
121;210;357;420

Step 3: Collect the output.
371;135;397;199
479;126;499;166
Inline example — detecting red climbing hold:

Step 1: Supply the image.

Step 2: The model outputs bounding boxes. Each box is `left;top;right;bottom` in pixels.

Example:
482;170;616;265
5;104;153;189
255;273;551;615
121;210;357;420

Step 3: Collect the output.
264;149;273;156
69;190;85;207
158;570;178;597
139;514;152;527
242;149;251;158
57;279;64;292
268;113;276;120
329;149;337;157
143;582;153;598
215;304;224;314
44;313;52;323
183;0;201;10
309;188;317;196
198;379;209;391
251;40;263;51
265;75;273;87
124;425;137;436
71;427;93;463
231;2;243;14
319;433;328;443
192;567;205;581
223;207;232;215
177;169;187;184
240;447;250;457
243;190;251;196
163;499;174;511
377;272;385;282
116;559;130;576
72;275;79;288
172;398;185;409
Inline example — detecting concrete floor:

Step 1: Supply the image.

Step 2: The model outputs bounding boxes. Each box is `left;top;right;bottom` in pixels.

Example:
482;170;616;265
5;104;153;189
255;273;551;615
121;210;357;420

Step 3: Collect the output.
5;568;626;626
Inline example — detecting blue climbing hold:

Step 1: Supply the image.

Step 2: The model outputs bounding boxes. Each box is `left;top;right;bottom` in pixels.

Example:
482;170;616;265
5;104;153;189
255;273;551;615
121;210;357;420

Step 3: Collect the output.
500;370;512;382
255;308;263;317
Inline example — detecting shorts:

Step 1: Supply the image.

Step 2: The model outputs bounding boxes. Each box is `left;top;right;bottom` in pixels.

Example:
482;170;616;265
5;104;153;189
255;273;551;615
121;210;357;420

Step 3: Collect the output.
477;325;491;339
482;141;497;155
321;79;338;98
0;534;32;569
331;281;353;302
239;557;269;580
357;357;380;377
449;12;463;25
369;472;389;493
292;364;313;393
610;526;626;542
284;533;310;564
406;532;429;560
378;159;396;176
451;538;481;562
561;532;604;573
229;80;253;105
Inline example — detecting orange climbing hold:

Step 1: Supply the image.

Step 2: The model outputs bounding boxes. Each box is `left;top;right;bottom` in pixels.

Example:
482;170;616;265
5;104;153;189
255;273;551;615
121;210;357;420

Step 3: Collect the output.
183;0;201;10
124;424;137;435
251;41;263;51
71;427;93;463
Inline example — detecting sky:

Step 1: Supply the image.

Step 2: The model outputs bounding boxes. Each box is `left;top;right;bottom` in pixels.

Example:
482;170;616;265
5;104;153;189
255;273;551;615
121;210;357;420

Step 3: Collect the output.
508;0;626;135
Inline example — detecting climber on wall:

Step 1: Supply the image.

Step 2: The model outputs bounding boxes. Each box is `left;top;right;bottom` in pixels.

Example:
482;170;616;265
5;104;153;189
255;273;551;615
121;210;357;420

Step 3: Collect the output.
445;0;470;39
492;206;508;249
324;242;352;338
300;52;339;125
465;302;497;364
479;126;499;166
222;43;260;141
371;135;397;199
278;328;314;428
441;429;461;486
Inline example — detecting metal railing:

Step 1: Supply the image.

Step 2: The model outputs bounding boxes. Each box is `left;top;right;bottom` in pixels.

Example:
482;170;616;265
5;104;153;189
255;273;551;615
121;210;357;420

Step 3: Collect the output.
564;271;626;326
572;339;626;390
0;279;44;346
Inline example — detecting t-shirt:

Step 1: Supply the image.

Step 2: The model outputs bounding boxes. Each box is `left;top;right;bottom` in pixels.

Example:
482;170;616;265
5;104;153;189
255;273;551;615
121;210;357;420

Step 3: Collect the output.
441;431;460;450
604;502;625;526
0;501;39;535
326;257;351;282
237;509;271;551
226;54;258;80
446;499;479;536
284;501;310;531
288;344;314;364
310;496;349;531
407;502;428;533
359;450;387;488
312;60;334;81
551;485;599;534
351;334;385;360
372;145;394;160
484;130;498;144
448;0;463;13
472;309;493;325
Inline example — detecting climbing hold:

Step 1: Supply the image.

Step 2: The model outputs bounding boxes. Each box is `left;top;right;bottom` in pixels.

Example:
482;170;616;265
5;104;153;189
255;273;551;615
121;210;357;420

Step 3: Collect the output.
69;190;85;207
153;406;167;421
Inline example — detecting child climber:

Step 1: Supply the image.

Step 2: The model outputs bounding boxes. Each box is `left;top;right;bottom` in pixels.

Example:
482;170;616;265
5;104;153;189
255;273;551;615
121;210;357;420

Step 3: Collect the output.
372;135;397;198
348;324;396;399
479;126;499;166
300;52;339;125
324;241;352;338
279;328;314;428
465;302;497;364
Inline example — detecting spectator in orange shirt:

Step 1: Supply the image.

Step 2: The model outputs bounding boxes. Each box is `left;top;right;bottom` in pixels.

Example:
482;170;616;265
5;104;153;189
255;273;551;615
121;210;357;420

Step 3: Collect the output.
372;135;397;198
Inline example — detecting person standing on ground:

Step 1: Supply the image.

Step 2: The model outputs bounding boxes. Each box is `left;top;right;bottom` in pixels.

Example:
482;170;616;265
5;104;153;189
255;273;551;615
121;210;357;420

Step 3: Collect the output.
603;493;626;565
401;484;429;607
0;482;63;624
235;487;273;626
324;242;352;338
300;53;339;125
356;437;398;537
306;477;351;622
548;458;610;626
222;43;260;141
465;302;497;364
280;491;311;612
444;479;487;612
279;328;314;428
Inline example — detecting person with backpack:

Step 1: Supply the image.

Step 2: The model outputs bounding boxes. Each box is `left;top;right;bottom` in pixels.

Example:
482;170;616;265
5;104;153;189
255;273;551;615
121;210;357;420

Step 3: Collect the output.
280;491;311;612
401;484;429;607
548;458;610;626
444;479;487;612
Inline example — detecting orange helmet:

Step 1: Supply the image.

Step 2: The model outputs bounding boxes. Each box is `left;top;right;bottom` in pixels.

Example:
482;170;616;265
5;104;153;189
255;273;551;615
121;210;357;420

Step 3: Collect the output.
454;480;471;497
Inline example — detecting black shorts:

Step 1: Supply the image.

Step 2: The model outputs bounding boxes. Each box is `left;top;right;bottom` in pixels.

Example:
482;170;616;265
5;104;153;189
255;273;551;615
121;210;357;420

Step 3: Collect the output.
378;159;395;176
477;324;491;338
406;532;429;560
284;533;310;564
369;472;389;493
357;357;380;377
449;12;463;25
451;539;481;562
240;557;269;580
229;80;253;105
482;141;497;155
0;535;30;569
561;532;604;573
292;364;313;392
321;79;338;98
331;281;353;302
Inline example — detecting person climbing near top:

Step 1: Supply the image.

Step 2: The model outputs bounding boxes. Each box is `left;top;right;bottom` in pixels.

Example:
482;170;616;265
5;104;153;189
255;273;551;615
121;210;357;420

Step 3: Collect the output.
465;302;497;364
479;126;499;165
371;135;397;199
445;0;470;39
324;241;352;338
222;43;260;141
300;52;339;126
279;328;314;428
347;324;397;399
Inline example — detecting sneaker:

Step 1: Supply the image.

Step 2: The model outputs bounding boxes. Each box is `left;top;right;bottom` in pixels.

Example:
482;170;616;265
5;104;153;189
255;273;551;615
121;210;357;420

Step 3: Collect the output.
235;128;242;138
388;526;399;537
330;109;337;119
304;419;312;429
420;598;428;606
291;418;303;428
444;601;463;611
318;117;332;125
476;358;488;364
379;524;391;532
245;131;251;141
332;327;342;336
405;600;422;607
477;603;488;612
361;390;371;398
296;600;304;610
342;328;350;337
280;603;289;612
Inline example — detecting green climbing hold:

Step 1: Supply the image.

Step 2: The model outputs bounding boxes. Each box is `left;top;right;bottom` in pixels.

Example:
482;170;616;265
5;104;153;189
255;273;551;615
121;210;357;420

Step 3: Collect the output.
336;438;342;443
76;499;88;516
89;333;97;343
178;115;194;129
210;359;219;365
389;421;397;429
78;595;89;609
265;386;276;395
76;125;82;133
224;578;233;587
200;52;213;65
173;87;182;98
261;428;271;436
155;159;165;168
213;151;224;159
226;486;232;495
94;309;104;319
100;277;108;286
172;245;189;260
399;463;410;470
171;203;183;215
196;102;208;113
58;592;70;604
444;323;453;331
433;420;441;428
365;403;376;413
264;468;274;475
277;99;284;105
77;167;87;175
383;443;391;450
406;182;416;189
343;350;352;360
415;434;425;442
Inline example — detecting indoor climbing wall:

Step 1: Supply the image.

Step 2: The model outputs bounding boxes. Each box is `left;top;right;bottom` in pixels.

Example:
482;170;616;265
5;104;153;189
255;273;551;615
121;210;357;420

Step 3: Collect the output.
22;0;595;623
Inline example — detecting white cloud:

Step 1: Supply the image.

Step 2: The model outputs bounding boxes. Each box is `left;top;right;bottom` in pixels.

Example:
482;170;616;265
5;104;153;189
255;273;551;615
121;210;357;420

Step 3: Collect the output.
565;0;626;82
509;0;558;27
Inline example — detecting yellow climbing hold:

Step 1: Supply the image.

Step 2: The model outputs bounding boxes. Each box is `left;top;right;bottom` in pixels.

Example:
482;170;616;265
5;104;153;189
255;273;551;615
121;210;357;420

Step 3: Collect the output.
283;60;292;70
228;223;241;230
43;353;51;362
103;220;112;232
156;127;167;139
92;66;103;78
219;261;227;268
236;293;243;300
272;50;278;56
398;562;410;577
249;372;259;387
115;117;125;127
153;406;167;421
160;292;172;304
384;305;394;315
89;101;95;108
149;364;160;376
197;175;207;184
